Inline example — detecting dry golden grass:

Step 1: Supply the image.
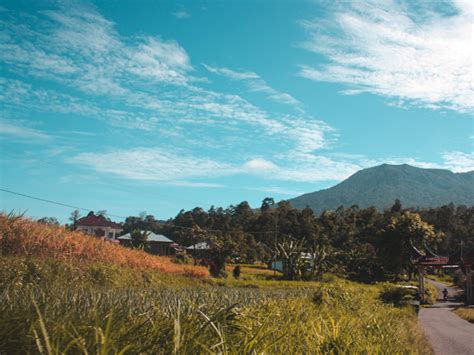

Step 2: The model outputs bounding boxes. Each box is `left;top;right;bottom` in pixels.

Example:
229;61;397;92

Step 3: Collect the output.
454;307;474;323
0;213;208;278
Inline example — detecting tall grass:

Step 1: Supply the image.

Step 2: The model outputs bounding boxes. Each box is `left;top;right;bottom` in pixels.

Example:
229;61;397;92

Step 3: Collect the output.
0;258;431;354
0;213;207;278
0;214;432;353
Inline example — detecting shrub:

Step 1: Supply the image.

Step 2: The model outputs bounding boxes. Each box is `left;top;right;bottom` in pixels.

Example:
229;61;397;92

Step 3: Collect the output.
232;265;241;279
380;286;418;306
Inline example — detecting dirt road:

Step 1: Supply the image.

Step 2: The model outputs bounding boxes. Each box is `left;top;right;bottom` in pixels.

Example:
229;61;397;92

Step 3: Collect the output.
419;279;474;355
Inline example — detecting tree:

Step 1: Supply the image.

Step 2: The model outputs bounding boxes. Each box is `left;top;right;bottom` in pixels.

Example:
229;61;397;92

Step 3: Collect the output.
131;229;150;250
380;211;443;280
69;210;81;230
260;197;275;213
207;233;239;277
276;237;306;280
96;210;108;218
37;217;60;226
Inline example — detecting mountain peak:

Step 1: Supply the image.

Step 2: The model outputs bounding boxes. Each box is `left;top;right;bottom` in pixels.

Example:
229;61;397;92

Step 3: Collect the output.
288;164;474;213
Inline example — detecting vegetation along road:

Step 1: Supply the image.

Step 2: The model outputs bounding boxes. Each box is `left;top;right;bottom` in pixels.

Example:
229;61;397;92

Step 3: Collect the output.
419;280;474;355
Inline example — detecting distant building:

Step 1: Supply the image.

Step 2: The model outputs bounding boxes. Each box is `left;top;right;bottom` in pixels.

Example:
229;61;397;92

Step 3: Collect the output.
186;241;211;259
118;231;176;256
76;212;122;240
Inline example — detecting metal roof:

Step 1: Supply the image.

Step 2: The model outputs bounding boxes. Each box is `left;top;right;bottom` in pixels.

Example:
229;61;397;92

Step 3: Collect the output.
118;231;173;243
186;242;210;250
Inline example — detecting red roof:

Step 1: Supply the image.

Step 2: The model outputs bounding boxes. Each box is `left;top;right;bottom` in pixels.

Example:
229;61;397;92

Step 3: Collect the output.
76;213;122;229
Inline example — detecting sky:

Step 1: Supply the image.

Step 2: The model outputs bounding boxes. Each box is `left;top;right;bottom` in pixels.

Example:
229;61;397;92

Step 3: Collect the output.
0;0;473;223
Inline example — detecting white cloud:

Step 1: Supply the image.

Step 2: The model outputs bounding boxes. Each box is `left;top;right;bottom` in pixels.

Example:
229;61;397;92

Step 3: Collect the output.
72;147;239;182
0;119;50;141
441;151;474;172
173;10;190;19
243;158;279;173
0;4;330;157
127;37;191;84
203;64;301;107
202;64;259;80
299;0;473;113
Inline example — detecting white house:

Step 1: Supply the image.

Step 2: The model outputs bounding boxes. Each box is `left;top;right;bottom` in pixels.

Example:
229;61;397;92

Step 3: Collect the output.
76;212;122;240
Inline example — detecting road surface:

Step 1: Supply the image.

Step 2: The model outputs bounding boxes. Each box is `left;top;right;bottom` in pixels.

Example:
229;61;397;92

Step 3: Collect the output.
419;279;474;355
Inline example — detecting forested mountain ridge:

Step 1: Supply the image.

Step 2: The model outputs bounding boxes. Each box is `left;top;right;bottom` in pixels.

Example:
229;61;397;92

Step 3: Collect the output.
288;164;474;213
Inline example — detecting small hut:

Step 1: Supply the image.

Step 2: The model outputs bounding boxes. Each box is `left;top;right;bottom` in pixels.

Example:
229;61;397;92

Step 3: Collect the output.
118;231;176;256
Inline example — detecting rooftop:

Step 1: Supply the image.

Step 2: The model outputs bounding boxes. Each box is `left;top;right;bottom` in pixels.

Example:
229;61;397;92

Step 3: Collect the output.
118;231;174;243
76;212;122;229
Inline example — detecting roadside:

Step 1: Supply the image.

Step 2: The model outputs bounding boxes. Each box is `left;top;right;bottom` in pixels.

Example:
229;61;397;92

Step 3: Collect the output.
419;279;474;355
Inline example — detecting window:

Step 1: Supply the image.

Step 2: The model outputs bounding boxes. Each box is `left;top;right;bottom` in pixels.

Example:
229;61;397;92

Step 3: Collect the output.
108;232;114;239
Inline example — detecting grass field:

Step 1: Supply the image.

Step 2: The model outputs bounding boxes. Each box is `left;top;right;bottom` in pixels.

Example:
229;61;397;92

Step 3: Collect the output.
0;214;432;354
454;307;474;323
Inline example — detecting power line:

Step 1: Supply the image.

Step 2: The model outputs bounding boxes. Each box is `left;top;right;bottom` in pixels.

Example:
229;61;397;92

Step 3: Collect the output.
0;188;126;219
0;187;277;234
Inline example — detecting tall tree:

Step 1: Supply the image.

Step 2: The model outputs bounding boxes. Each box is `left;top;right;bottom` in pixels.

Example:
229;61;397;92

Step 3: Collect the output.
380;211;443;280
69;210;81;230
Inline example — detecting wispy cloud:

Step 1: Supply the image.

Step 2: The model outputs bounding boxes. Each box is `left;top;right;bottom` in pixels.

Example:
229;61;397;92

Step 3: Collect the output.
0;119;50;141
1;3;328;159
202;64;259;80
173;9;190;19
203;64;301;107
299;0;473;113
441;151;474;172
72;147;238;182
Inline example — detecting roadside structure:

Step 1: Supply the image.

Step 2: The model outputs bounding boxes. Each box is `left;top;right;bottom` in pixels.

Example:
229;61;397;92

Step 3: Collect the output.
412;243;474;305
186;241;211;259
118;231;177;256
76;212;122;240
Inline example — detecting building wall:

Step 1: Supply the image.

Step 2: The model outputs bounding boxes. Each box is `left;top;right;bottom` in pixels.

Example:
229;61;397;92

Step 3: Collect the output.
77;225;122;239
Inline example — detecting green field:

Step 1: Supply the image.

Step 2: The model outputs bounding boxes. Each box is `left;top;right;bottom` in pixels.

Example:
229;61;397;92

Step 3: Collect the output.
0;257;431;354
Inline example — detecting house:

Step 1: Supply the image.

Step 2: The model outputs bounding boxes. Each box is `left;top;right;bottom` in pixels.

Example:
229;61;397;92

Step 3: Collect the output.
186;241;211;259
76;212;123;240
118;231;176;256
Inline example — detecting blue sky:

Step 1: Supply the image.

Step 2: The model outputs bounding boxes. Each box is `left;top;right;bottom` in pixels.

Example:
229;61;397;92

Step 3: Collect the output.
0;0;473;222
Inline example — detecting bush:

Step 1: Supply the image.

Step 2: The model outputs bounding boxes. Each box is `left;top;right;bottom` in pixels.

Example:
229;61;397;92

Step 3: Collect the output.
232;265;241;279
380;286;419;306
173;250;194;265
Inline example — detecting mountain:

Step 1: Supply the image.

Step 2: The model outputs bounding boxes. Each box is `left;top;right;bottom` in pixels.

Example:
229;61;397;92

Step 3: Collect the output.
288;164;474;213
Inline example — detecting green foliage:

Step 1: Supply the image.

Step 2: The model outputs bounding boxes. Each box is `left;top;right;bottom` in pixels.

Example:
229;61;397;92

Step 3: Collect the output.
380;286;419;306
276;237;331;281
173;250;194;265
131;229;150;250
380;283;436;306
380;211;443;280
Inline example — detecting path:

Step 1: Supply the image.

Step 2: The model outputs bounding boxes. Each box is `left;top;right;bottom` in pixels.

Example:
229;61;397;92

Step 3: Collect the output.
419;279;474;355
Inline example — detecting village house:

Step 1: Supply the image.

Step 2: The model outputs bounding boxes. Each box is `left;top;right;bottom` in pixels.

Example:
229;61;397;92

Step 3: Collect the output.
118;231;177;256
76;212;123;240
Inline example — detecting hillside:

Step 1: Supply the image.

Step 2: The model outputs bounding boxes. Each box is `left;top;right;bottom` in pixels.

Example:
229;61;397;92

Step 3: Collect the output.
0;213;208;278
288;164;474;213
